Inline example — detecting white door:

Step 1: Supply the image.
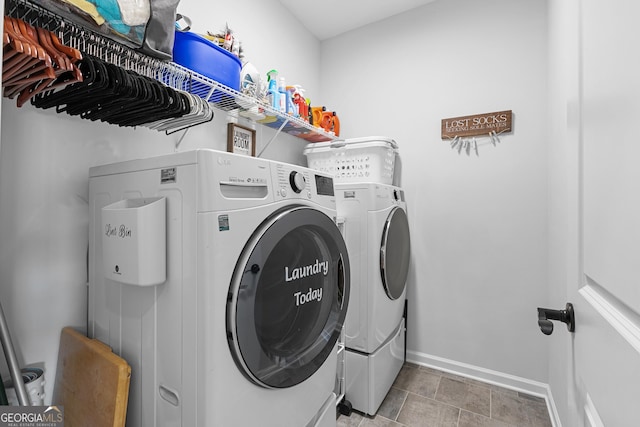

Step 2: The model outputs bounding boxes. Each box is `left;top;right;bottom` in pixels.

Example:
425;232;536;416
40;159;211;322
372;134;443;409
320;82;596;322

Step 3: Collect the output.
558;0;640;425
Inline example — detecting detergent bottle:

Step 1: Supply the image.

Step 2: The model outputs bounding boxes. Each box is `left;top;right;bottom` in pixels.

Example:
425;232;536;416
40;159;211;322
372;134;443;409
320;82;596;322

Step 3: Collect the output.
320;111;332;132
331;112;341;136
311;106;326;127
266;70;279;110
321;111;340;136
278;77;288;113
286;86;297;116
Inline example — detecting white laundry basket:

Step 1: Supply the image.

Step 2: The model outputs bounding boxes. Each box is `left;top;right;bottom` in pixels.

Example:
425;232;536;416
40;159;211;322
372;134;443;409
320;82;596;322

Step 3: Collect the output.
303;137;398;184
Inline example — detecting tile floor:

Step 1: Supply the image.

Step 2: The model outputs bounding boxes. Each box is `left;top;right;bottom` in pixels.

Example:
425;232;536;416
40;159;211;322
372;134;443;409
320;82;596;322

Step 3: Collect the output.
337;363;552;427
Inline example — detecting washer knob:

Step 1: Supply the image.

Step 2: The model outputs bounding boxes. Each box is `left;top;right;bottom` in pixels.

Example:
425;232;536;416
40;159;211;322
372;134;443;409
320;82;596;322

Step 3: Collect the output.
289;171;306;193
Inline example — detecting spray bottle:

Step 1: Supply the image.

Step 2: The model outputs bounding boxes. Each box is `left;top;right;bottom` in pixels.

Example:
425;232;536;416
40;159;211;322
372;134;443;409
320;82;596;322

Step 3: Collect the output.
286;86;297;116
292;85;308;121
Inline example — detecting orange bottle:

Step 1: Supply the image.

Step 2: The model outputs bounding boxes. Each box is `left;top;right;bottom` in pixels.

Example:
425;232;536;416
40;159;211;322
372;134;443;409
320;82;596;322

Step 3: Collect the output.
311;106;325;127
331;112;340;137
321;111;340;136
292;86;308;120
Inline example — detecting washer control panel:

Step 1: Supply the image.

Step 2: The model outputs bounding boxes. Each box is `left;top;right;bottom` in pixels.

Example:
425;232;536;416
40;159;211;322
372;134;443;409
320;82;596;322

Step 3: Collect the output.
272;162;335;204
274;163;311;199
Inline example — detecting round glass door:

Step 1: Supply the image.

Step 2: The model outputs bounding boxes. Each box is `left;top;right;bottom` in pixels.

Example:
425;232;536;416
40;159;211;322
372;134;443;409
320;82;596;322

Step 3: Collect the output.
380;206;411;300
227;206;350;389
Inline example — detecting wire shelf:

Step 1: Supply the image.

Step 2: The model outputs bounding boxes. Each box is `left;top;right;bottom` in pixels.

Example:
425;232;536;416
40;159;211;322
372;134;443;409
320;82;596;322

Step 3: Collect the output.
5;0;336;142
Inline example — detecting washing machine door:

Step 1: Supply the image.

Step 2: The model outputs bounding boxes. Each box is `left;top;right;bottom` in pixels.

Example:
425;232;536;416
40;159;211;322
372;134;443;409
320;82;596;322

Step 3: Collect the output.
380;206;411;300
227;206;350;389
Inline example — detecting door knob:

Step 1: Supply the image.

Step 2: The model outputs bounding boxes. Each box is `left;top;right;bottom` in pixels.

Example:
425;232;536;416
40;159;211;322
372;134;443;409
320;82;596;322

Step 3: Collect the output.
537;303;575;335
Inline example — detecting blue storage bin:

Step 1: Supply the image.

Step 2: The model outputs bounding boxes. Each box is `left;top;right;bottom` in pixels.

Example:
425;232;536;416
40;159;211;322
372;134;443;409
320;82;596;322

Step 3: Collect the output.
172;31;242;102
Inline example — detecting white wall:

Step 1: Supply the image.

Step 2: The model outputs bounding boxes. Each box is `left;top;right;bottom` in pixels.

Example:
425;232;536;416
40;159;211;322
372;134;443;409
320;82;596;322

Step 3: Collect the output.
320;0;550;383
0;0;320;402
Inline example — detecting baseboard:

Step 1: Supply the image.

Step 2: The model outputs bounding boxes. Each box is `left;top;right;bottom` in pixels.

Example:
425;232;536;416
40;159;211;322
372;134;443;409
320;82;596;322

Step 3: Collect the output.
406;350;562;427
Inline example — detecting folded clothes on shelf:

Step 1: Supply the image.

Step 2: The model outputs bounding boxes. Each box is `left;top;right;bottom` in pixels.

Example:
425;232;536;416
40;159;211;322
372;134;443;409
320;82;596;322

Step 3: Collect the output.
22;0;177;60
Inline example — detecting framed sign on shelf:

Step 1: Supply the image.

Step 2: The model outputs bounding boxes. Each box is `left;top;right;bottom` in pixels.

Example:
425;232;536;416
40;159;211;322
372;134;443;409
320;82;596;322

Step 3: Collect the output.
227;123;256;157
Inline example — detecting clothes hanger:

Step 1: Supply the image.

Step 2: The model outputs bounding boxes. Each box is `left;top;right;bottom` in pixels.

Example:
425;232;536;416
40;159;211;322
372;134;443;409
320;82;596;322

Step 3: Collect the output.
57;56;110;115
2;20;37;72
137;84;187;126
94;66;169;126
31;55;100;111
1;16;83;103
3;31;23;63
2;54;37;82
3;17;32;58
105;73;168;125
50;32;82;62
2;18;40;83
7;18;44;61
26;52;201;131
79;61;133;121
3;65;54;88
121;77;181;124
11;22;83;106
17;20;46;58
59;57;151;123
3;23;54;87
3;63;55;100
147;92;214;133
34;25;70;71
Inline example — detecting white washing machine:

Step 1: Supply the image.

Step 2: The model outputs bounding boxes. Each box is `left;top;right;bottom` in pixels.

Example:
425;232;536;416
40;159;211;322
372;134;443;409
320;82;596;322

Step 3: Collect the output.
88;149;350;427
335;182;410;416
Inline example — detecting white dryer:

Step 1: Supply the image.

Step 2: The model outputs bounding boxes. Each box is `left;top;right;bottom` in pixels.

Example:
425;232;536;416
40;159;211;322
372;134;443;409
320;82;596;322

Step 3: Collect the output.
335;182;410;416
88;149;350;427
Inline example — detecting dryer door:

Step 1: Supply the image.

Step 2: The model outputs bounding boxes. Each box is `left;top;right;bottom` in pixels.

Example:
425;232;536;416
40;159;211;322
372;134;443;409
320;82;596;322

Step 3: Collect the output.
380;206;411;300
227;206;350;389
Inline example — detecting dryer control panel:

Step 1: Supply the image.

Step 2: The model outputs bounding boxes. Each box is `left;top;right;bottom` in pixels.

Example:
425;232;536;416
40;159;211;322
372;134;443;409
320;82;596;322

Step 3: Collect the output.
393;188;405;202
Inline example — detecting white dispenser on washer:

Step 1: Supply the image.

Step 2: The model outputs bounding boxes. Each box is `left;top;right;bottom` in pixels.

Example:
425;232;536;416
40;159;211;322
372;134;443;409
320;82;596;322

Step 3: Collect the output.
101;197;166;286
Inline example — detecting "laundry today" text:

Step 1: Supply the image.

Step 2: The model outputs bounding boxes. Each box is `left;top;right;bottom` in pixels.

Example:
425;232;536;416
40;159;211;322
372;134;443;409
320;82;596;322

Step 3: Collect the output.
294;287;323;306
284;259;329;282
